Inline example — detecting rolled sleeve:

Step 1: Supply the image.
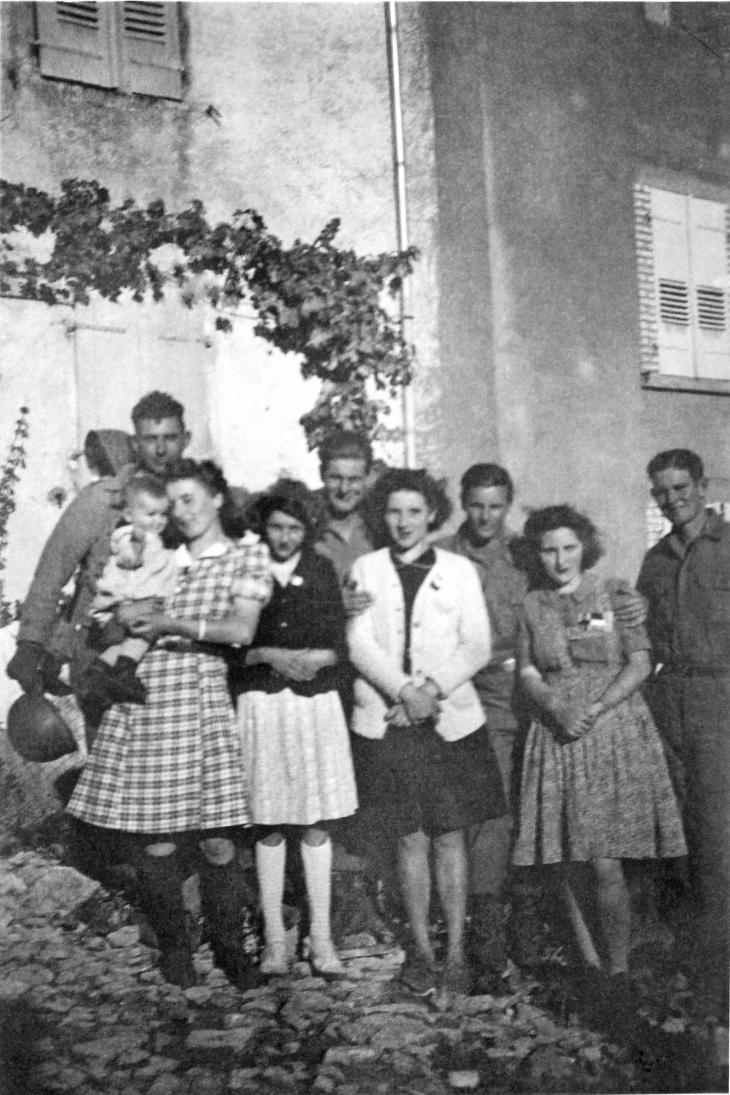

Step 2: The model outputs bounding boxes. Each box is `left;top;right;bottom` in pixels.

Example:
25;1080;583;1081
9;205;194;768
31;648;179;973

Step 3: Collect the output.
608;581;652;657
231;540;273;605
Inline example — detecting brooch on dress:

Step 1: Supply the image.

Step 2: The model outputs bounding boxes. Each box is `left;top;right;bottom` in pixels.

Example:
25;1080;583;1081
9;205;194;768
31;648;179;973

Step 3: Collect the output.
579;612;610;632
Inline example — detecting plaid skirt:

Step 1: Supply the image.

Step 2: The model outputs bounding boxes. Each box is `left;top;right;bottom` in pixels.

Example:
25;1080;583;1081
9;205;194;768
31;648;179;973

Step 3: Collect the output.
67;647;251;832
66;542;264;834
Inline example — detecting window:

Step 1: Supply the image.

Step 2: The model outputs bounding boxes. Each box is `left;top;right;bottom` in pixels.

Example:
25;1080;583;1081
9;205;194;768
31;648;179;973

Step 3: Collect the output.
634;182;730;391
35;1;182;100
643;3;672;28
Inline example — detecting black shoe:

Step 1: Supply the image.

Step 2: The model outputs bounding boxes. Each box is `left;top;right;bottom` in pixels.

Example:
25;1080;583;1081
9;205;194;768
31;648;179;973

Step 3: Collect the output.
469;894;508;985
108;657;147;704
198;858;260;990
160;944;196;989
74;659;115;711
213;943;260;991
593;972;639;1039
133;849;193;989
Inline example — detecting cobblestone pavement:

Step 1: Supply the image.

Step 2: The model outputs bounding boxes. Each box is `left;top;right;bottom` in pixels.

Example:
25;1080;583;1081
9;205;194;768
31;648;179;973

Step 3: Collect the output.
0;851;726;1095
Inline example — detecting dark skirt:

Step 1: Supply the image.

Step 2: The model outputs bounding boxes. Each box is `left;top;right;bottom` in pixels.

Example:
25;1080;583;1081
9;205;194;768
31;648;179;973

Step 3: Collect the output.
351;723;507;838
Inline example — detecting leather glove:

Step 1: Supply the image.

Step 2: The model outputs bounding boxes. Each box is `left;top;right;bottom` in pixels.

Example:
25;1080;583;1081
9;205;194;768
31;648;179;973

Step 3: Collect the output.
6;640;46;694
40;651;72;696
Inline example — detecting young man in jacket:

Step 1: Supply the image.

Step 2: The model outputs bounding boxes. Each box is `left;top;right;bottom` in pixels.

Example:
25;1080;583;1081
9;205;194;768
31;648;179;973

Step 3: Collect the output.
7;391;190;710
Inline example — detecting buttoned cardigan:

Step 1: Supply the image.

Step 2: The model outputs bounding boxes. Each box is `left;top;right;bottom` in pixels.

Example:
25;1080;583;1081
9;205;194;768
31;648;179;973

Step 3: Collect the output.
346;547;492;741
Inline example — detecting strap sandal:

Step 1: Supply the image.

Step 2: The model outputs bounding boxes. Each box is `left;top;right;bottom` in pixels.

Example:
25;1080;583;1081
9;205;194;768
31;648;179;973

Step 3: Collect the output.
309;941;352;981
259;941;289;977
440;957;474;996
400;951;438;995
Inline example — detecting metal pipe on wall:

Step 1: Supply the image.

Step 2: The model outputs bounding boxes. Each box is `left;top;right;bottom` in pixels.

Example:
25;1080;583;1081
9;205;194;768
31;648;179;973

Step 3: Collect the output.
385;0;417;469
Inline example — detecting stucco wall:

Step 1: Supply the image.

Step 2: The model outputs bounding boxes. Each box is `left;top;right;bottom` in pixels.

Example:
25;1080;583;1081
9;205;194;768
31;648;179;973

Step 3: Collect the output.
417;1;730;576
1;2;401;598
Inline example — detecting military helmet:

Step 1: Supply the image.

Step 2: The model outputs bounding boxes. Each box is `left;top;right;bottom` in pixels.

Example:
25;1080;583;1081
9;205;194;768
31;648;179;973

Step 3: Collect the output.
6;693;77;763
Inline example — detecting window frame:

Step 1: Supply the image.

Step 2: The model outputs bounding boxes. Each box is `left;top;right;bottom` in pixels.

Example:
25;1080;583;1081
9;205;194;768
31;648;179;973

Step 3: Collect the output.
35;1;183;101
634;169;730;396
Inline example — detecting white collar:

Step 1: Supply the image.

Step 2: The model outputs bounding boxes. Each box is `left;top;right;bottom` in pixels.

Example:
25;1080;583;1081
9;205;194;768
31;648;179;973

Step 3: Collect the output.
174;539;231;567
270;552;302;586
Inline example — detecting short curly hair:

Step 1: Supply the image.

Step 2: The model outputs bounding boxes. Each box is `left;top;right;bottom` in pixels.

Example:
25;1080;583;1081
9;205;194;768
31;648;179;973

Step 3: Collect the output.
318;431;373;474
131;391;185;429
368;468;453;536
247;479;320;546
460;463;514;505
647;449;704;483
523;505;604;574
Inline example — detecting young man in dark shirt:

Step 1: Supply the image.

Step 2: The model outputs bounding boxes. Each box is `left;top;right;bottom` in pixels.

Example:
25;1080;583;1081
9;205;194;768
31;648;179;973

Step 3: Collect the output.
637;449;729;1021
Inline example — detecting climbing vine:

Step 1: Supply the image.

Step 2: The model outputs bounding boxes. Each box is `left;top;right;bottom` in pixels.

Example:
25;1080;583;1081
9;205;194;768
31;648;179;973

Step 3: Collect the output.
0;407;29;626
0;179;418;448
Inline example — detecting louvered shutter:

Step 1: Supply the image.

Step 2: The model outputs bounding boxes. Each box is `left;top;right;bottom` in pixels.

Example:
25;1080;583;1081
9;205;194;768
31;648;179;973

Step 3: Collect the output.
688;197;730;380
650;188;694;377
121;2;182;100
36;1;117;88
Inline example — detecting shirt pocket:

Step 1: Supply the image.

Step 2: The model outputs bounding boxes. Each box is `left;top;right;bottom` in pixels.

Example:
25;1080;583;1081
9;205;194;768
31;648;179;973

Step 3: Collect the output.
709;577;730;624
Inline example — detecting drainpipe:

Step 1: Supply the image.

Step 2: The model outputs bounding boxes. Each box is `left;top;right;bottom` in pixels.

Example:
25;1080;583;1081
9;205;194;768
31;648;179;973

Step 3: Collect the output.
385;0;417;468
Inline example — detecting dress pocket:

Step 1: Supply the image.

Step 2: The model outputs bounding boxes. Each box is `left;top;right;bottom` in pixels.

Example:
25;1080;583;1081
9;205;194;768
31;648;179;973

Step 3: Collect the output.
567;633;612;663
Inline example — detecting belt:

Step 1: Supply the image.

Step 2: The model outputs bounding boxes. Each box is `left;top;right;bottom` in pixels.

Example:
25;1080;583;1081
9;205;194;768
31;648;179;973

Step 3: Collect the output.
660;664;730;678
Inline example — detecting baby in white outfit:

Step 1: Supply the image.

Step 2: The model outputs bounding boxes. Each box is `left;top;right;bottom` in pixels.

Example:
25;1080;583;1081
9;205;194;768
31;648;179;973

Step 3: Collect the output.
89;475;180;703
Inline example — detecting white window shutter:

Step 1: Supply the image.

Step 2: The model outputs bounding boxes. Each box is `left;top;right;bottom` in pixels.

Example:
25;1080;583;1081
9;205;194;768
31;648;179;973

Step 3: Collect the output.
121;2;182;100
688;197;730;381
650;188;695;377
36;1;117;88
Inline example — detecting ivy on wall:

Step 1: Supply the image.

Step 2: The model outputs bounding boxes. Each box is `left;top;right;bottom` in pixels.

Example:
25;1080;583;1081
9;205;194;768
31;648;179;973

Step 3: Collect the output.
0;179;418;448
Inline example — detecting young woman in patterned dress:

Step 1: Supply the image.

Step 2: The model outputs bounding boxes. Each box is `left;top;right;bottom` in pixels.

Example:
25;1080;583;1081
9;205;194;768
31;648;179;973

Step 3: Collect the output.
234;480;358;979
512;505;686;1014
67;460;272;989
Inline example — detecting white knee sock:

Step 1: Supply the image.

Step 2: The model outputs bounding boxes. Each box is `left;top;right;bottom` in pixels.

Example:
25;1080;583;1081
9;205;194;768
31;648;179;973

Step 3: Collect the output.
301;837;333;950
255;840;286;946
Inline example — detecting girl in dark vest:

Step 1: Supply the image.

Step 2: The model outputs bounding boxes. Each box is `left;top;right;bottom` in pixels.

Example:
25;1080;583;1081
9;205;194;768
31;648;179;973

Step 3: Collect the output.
234;480;358;978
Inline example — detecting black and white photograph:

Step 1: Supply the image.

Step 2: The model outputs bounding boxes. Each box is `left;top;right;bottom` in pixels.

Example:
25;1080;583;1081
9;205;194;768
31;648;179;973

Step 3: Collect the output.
0;2;728;1093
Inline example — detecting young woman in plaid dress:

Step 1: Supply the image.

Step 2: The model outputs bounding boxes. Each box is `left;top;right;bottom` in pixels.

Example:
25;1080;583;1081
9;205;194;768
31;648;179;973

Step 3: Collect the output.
67;460;272;989
234;480;358;979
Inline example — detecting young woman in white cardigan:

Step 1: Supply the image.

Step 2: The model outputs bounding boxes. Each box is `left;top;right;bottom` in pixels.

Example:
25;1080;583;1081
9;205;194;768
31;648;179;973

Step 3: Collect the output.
346;469;507;995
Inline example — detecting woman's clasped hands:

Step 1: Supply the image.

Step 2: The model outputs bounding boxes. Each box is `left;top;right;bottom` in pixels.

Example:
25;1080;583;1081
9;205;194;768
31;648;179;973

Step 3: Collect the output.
386;680;441;728
549;697;605;742
262;648;335;682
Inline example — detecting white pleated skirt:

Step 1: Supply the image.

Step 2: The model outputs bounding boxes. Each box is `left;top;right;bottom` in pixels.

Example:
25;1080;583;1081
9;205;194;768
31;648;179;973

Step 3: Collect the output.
237;688;358;827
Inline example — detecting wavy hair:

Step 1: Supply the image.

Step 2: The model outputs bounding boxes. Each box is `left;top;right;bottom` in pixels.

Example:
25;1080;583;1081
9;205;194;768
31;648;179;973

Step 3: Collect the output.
368;468;453;537
247;478;320;547
166;458;245;538
523;504;604;576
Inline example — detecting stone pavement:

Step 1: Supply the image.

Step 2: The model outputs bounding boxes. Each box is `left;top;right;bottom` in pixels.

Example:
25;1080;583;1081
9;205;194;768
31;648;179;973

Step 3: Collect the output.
0;850;721;1095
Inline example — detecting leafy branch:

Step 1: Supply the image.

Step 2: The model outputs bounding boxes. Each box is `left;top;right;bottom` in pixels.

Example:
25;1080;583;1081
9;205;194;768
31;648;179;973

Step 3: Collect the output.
0;179;418;447
0;407;29;626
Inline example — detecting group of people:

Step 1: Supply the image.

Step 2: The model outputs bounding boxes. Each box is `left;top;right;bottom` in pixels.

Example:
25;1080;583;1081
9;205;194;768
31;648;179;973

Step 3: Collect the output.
6;391;728;1028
